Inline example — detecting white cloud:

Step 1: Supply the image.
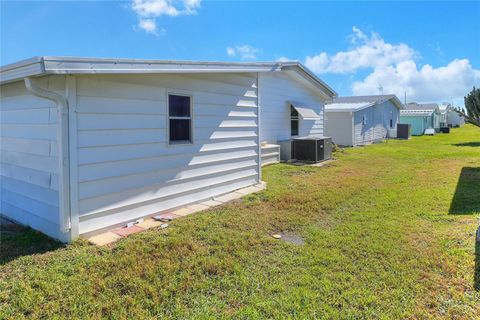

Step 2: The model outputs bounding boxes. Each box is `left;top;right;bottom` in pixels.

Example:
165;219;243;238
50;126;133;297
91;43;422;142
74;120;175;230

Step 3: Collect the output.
276;56;291;62
352;59;480;103
138;18;163;35
304;26;480;104
131;0;201;34
226;47;236;57
305;26;416;74
226;45;261;61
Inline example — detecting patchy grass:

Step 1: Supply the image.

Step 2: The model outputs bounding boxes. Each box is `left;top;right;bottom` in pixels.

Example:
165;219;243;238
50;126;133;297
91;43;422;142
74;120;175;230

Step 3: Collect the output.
1;125;479;319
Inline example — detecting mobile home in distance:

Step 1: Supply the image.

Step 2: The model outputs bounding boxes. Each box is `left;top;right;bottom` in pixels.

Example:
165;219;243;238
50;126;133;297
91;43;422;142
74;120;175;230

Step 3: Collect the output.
400;103;441;135
324;95;403;147
0;56;336;242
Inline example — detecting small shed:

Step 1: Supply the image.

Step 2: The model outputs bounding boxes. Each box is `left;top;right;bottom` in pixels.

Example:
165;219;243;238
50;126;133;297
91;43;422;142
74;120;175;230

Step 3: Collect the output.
400;103;441;135
324;95;403;146
0;56;335;242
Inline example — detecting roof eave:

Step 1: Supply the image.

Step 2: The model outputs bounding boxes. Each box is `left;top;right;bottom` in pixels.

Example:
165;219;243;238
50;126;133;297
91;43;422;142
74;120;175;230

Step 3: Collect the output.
281;63;337;98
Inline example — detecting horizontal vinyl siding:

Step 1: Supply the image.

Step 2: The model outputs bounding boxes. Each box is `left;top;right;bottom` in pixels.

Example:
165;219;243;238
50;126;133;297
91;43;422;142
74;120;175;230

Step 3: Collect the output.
353;107;374;145
74;73;259;235
0;77;63;240
259;72;326;144
324;112;353;146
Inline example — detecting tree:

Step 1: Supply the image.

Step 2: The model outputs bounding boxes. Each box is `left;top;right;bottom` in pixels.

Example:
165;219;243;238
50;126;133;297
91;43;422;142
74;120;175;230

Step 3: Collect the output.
457;87;480;127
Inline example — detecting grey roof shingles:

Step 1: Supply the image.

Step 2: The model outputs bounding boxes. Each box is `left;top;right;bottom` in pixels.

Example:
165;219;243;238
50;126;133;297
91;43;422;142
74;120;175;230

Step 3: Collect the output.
329;94;397;104
404;102;438;111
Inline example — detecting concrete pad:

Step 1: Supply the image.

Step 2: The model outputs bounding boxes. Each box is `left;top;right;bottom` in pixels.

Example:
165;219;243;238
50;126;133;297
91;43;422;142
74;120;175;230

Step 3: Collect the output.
214;192;244;203
88;232;122;246
112;225;144;237
201;199;223;208
171;207;196;217
236;185;263;195
309;160;334;167
136;218;163;229
173;204;210;217
187;203;210;212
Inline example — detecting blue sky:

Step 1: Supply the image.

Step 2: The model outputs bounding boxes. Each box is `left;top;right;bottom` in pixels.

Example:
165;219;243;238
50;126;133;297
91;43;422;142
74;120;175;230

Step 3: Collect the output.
1;1;479;106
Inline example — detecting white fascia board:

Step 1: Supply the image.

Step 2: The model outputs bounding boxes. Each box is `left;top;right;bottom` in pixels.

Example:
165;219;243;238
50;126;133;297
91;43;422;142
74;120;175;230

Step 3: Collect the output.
0;56;284;84
389;96;405;109
0;57;45;84
42;57;282;74
281;63;337;98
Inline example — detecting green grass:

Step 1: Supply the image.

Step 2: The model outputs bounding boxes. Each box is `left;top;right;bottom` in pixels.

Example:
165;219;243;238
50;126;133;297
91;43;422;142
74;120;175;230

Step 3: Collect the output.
1;125;480;319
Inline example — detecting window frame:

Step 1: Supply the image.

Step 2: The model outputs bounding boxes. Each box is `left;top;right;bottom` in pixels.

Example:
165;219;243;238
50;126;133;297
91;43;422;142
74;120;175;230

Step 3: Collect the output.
167;92;194;145
290;104;299;137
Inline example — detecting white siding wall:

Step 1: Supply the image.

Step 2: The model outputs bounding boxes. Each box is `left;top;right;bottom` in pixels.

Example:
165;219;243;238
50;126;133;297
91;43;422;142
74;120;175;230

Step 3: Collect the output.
259;72;326;143
381;100;400;135
324;112;353;146
73;73;259;235
0;77;67;241
353;101;400;146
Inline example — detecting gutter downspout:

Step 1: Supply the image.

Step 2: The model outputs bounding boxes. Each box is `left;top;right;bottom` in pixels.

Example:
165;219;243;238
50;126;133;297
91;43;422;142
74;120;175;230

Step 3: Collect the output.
24;77;71;234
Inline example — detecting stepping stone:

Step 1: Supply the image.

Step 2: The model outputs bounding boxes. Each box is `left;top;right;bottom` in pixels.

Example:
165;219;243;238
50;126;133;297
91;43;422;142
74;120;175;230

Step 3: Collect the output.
88;232;122;246
136;218;163;229
111;225;144;237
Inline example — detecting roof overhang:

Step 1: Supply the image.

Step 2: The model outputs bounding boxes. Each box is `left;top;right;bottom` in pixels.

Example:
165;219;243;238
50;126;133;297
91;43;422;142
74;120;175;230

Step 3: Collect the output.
0;57;337;98
325;95;404;113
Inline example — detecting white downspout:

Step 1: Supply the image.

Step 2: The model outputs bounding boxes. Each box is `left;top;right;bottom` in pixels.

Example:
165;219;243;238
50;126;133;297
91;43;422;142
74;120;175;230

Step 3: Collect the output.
24;77;71;234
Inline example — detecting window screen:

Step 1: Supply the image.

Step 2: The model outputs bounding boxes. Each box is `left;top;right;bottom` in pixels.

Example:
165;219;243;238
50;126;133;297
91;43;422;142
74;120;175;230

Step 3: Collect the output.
291;105;299;136
168;94;192;143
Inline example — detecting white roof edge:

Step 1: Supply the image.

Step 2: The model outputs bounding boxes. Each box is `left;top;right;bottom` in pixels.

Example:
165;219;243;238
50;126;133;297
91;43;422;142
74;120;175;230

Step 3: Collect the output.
325;102;376;113
281;63;337;98
325;95;404;112
0;57;336;98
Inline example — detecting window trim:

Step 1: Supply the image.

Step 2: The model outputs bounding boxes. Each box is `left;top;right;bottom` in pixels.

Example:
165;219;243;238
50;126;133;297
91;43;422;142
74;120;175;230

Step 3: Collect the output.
290;104;299;137
167;92;194;145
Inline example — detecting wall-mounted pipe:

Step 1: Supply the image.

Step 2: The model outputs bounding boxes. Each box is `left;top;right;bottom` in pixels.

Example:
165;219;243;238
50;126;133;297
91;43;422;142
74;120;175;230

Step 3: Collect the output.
24;77;71;233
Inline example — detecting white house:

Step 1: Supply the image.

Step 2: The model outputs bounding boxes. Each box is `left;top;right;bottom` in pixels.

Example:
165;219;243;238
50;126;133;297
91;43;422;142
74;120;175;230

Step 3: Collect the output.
0;56;336;242
447;108;465;127
324;95;403;146
440;103;465;127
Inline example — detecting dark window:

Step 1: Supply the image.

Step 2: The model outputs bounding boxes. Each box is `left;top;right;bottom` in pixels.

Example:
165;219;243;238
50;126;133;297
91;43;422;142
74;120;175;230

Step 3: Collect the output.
290;105;299;136
168;94;192;143
390;119;393;128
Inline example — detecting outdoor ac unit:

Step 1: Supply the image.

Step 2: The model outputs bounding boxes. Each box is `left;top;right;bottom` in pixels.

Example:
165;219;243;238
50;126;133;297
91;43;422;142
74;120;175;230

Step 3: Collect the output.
397;124;411;139
292;137;332;163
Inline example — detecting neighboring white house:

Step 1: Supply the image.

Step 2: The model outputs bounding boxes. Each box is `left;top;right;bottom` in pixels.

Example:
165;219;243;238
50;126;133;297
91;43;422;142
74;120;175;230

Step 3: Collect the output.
324;95;403;146
439;103;466;128
0;56;335;242
439;103;449;128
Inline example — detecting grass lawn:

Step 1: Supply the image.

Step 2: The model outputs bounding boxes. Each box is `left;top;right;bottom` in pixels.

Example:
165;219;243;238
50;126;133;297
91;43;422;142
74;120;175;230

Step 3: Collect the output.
1;125;480;319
